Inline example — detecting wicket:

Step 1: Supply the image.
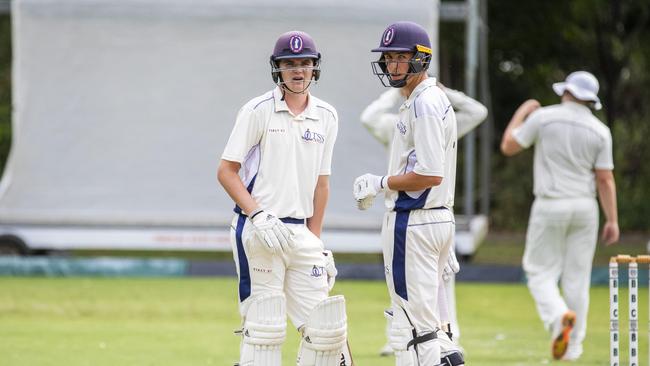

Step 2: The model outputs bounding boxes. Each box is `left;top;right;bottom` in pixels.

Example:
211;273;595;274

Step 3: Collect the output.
610;255;650;366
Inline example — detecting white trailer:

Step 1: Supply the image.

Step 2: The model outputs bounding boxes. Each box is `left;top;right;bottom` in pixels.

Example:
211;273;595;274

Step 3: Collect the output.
0;0;486;255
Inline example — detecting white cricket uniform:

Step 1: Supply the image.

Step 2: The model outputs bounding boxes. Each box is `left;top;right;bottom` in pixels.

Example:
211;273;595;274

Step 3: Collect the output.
512;101;613;350
361;85;483;337
381;78;458;365
361;87;487;147
222;86;338;328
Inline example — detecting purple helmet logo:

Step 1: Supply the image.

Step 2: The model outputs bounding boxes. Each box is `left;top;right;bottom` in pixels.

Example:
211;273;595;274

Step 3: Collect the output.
289;35;304;53
382;28;395;46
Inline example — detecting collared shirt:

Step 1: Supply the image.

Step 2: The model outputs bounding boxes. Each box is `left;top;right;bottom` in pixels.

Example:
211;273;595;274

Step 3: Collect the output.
222;87;338;218
384;77;458;211
513;101;613;199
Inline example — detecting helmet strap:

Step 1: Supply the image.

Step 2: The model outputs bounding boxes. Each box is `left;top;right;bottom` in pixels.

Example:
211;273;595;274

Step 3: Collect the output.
279;79;314;96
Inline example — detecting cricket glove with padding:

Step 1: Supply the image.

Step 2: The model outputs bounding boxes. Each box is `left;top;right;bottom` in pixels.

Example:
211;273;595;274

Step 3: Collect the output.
322;250;338;291
250;210;294;254
442;249;461;282
353;173;387;210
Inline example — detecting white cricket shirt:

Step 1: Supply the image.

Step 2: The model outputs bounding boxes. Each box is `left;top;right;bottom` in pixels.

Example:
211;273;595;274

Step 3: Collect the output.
360;87;486;148
512;101;613;198
384;78;458;211
222;87;338;218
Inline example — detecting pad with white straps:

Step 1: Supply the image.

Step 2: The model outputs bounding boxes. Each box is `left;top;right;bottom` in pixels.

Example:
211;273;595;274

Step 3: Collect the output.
236;292;286;366
297;295;348;366
387;308;417;366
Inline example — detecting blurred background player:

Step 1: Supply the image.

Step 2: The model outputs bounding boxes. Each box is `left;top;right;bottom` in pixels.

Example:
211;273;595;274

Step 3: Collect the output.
360;83;487;357
217;30;352;366
353;21;461;366
500;70;619;361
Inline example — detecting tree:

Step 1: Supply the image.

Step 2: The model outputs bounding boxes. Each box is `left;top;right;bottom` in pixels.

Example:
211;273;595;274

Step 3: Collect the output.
487;0;650;230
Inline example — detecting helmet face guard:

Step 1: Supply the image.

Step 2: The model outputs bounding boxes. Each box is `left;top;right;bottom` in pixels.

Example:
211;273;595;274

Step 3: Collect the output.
371;47;432;88
270;56;321;94
270;31;321;94
370;22;433;88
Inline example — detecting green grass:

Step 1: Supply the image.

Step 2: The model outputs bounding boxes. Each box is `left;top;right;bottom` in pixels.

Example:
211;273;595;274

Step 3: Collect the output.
0;277;643;365
471;231;649;266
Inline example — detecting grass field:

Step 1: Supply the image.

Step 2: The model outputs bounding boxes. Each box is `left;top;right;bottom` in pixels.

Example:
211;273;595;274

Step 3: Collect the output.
0;277;644;365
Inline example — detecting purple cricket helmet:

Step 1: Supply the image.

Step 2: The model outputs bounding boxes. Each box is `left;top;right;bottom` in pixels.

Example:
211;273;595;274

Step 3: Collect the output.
370;21;433;88
270;30;321;85
272;30;320;60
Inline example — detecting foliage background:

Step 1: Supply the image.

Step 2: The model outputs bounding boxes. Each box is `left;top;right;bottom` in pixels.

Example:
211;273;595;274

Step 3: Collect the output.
440;0;649;231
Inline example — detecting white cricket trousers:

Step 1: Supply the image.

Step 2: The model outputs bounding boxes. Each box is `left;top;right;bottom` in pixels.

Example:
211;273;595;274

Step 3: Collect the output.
382;208;454;365
230;214;329;329
523;197;598;347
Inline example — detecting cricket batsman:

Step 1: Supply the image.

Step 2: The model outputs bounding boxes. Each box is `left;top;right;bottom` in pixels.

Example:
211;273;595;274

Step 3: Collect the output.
354;21;460;366
361;82;487;359
218;30;352;366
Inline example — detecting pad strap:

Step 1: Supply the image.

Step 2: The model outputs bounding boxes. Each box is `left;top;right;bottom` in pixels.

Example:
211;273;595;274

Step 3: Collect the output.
440;351;464;366
406;331;437;350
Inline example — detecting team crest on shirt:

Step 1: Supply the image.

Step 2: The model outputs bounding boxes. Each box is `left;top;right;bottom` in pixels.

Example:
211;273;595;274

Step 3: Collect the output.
311;265;324;277
396;121;407;135
302;129;325;143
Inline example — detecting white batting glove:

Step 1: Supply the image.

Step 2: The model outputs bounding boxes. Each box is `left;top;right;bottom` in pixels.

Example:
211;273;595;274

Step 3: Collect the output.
250;210;294;254
322;250;338;291
353;174;387;210
442;249;460;282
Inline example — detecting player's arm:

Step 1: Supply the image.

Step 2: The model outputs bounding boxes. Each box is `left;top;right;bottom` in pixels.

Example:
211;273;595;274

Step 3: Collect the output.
443;87;488;139
217;159;258;215
360;88;402;147
354;103;445;205
386;172;441;191
354;172;441;207
500;99;541;156
218;105;264;216
308;175;329;237
595;169;619;245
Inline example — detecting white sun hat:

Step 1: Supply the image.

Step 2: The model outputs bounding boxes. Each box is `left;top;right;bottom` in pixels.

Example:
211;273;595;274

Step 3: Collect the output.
552;71;602;110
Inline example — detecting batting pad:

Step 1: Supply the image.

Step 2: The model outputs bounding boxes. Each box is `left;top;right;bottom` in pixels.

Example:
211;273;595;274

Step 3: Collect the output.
388;309;417;366
435;329;463;355
297;295;348;366
238;292;287;366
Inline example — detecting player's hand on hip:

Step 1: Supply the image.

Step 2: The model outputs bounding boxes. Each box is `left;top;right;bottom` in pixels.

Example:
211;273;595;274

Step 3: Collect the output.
250;210;294;254
322;250;338;291
601;221;620;246
353;173;387;210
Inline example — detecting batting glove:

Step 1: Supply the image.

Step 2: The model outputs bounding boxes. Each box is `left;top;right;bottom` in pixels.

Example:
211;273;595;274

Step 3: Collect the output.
322;250;338;291
250;210;294;254
353;173;387;210
442;249;460;282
